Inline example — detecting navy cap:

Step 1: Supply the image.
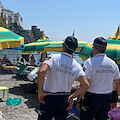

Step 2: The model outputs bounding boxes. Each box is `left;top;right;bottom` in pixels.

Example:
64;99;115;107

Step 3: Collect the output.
93;37;107;50
64;36;78;51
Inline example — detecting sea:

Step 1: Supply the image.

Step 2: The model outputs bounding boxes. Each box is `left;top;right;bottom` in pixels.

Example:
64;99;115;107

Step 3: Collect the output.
0;49;84;65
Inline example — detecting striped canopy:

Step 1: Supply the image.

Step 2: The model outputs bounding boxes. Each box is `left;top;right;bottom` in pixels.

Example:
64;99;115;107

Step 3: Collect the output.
0;26;24;49
79;39;120;63
22;33;88;53
44;40;88;52
22;33;52;53
22;39;53;54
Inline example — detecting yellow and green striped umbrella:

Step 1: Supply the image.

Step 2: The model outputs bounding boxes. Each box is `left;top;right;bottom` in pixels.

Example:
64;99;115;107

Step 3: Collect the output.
22;34;88;53
44;40;88;52
22;39;53;54
0;26;24;49
22;33;52;54
79;39;120;63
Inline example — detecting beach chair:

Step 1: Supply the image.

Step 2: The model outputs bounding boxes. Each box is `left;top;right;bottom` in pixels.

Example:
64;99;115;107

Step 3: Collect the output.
0;86;9;99
67;106;80;120
0;63;18;73
67;98;80;120
17;64;27;76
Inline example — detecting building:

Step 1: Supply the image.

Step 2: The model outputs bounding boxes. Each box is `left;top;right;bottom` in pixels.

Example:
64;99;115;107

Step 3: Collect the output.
0;2;48;44
0;2;23;28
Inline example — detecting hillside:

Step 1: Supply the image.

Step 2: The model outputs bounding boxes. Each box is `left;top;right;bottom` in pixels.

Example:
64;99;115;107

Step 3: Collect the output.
0;14;7;28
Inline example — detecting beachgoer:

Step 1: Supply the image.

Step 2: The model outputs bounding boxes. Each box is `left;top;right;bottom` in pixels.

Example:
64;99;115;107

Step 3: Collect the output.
37;36;89;120
16;55;20;63
21;57;24;64
29;55;36;66
39;52;47;62
2;55;8;61
78;37;120;120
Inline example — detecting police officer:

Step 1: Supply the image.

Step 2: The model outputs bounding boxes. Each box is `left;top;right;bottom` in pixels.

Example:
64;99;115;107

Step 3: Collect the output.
37;36;89;120
79;37;120;120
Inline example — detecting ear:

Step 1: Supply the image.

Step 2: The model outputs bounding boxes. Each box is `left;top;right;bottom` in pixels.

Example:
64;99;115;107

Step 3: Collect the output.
62;43;64;51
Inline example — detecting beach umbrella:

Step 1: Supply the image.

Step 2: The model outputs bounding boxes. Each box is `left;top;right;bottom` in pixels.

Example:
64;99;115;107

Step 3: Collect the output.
0;26;24;49
21;39;53;54
108;25;120;40
79;25;120;63
44;40;88;52
22;33;53;54
79;39;120;63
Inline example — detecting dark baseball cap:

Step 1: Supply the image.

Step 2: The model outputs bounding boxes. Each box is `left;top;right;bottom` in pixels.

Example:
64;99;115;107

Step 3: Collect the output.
93;37;107;50
64;36;78;52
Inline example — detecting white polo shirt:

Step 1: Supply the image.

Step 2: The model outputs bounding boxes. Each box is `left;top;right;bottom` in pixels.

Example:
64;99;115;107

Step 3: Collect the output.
84;53;120;94
43;52;85;93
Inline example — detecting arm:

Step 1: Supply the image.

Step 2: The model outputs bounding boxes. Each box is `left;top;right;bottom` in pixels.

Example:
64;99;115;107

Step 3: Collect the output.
67;76;89;110
113;79;120;95
111;78;120;109
37;63;52;103
76;92;85;110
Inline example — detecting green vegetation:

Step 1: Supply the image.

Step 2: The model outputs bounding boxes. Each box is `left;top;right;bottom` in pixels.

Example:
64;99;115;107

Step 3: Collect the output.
0;13;7;28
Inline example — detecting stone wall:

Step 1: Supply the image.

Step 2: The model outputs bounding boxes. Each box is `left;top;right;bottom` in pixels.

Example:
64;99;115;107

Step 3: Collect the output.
8;23;46;44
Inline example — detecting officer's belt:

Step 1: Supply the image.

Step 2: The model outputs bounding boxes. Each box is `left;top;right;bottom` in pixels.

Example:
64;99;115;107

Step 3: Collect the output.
51;92;70;96
86;91;112;96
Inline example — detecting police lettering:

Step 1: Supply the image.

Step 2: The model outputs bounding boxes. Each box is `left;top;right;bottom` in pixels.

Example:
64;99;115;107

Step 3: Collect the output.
61;64;72;70
100;65;112;68
56;67;74;76
96;70;115;74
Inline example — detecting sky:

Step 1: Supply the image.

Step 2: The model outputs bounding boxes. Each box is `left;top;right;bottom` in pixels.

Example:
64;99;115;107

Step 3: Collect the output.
1;0;120;42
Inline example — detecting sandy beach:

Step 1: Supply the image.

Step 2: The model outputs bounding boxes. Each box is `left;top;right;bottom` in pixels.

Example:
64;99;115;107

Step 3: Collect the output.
0;73;39;120
0;73;120;120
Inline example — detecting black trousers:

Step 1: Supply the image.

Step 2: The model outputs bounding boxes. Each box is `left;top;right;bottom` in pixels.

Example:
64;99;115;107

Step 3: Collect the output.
80;92;112;120
38;95;69;120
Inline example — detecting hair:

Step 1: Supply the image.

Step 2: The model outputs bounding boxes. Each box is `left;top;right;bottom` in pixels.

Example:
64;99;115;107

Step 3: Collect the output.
63;43;74;54
94;46;106;53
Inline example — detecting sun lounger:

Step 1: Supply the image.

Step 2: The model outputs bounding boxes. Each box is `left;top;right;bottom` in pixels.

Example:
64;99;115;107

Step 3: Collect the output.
0;63;18;73
17;64;27;76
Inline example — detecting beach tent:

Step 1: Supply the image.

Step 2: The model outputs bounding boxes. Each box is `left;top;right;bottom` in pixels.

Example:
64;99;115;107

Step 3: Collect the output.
79;25;120;63
0;26;24;49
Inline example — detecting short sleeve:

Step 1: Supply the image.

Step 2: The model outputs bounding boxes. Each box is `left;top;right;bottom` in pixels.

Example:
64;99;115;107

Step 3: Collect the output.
43;54;53;69
114;64;120;80
84;60;92;80
76;63;85;80
84;58;90;68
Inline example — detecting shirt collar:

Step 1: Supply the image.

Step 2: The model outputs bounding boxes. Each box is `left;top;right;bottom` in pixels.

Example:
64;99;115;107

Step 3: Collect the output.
94;53;107;57
62;52;72;58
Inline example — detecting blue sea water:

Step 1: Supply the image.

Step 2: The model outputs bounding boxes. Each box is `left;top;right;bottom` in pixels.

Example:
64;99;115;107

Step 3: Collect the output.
0;49;84;65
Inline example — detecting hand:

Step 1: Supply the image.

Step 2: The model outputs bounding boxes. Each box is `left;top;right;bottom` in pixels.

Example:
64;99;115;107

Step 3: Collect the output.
76;103;80;110
38;91;52;104
111;102;117;109
67;96;74;111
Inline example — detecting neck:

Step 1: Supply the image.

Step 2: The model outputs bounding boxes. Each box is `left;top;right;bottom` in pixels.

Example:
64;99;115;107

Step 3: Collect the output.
93;50;104;56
